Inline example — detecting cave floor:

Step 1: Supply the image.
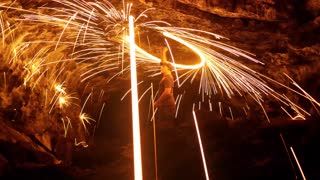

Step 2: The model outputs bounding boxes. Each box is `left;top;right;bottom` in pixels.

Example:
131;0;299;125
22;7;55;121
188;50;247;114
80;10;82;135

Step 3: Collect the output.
3;109;320;180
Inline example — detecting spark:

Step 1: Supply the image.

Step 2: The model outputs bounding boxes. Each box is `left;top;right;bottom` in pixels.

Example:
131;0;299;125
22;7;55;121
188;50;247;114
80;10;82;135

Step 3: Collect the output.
79;112;95;132
61;116;72;137
31;69;48;90
80;64;119;82
281;107;306;120
175;94;183;118
0;11;5;45
74;138;88;148
229;106;234;120
59;92;78;110
290;146;306;180
59;96;68;108
98;89;105;103
283;73;320;114
219;101;223;117
121;80;144;101
243;107;247;116
49;83;68;113
192;110;210;180
79;93;95;130
292;115;305;120
149;83;159;122
163;32;206;69
55;84;66;94
96;102;105;128
149;83;155;122
138;83;152;102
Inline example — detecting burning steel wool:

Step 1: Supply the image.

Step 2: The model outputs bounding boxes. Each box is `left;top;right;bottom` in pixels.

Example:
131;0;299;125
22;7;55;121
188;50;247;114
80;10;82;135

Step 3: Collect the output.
0;0;319;179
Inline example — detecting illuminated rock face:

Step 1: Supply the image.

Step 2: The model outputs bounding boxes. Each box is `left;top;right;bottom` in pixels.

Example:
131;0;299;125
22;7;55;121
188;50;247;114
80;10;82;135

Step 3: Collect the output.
143;0;319;23
175;0;277;21
306;0;320;16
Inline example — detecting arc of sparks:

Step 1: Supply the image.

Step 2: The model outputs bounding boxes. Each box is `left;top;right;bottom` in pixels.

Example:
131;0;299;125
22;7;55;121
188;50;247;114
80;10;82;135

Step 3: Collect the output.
130;31;206;70
162;32;206;69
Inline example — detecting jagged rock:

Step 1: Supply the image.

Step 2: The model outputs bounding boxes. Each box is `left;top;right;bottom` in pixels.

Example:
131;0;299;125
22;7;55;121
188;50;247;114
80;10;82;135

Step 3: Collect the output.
0;120;60;166
306;0;320;16
170;0;278;21
143;0;319;24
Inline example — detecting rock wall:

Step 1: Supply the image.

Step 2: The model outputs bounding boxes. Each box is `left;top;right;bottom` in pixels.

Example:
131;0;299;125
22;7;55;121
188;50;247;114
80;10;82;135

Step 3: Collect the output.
141;0;319;22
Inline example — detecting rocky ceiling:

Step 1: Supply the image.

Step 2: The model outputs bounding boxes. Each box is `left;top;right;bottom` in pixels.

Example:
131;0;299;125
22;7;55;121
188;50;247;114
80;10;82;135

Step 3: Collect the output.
0;0;319;179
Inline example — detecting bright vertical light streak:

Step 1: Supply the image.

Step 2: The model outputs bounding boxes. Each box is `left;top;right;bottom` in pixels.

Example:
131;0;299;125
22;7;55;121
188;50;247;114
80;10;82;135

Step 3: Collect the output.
192;110;210;180
219;101;223;116
0;12;5;45
175;94;182;118
129;15;143;180
229;107;234;120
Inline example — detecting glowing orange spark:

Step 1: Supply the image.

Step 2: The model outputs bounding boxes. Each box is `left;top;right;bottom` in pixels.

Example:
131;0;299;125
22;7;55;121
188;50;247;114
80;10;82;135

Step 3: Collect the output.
192;110;210;180
55;84;66;94
79;112;95;132
59;96;67;107
290;147;306;180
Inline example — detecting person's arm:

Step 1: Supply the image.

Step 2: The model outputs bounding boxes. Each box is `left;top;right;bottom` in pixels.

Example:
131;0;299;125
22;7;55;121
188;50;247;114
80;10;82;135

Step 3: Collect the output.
162;47;168;62
154;88;172;108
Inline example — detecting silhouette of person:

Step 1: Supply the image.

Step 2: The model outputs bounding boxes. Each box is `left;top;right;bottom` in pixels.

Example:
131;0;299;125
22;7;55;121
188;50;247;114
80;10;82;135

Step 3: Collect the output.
154;47;176;128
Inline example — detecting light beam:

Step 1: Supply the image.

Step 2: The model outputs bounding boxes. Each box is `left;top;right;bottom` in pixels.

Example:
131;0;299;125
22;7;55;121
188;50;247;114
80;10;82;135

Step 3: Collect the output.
129;15;143;180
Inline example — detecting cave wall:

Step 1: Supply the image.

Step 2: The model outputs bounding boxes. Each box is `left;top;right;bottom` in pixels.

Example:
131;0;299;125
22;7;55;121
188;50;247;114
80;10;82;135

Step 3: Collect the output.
141;0;320;23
